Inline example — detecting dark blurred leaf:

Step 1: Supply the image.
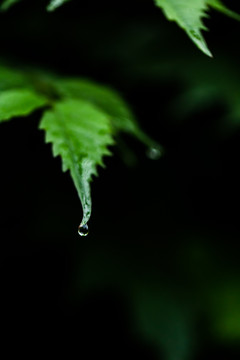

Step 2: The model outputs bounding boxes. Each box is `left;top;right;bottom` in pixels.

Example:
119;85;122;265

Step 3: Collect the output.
207;280;240;341
0;0;21;11
134;286;194;360
0;64;30;90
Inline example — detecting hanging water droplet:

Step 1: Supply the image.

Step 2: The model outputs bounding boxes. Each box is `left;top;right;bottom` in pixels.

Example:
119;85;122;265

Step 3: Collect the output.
78;223;89;236
146;146;162;160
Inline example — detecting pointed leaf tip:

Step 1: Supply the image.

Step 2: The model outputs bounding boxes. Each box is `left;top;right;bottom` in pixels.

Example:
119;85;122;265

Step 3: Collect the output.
154;0;239;56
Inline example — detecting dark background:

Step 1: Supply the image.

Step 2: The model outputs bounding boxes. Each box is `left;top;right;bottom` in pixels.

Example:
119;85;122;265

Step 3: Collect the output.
1;0;240;358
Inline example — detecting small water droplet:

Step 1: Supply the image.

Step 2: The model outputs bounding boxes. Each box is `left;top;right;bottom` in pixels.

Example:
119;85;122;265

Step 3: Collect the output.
78;223;89;236
146;146;162;160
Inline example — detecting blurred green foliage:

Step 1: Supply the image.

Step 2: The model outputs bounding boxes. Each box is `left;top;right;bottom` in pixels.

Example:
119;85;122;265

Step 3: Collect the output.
1;1;240;360
0;63;158;231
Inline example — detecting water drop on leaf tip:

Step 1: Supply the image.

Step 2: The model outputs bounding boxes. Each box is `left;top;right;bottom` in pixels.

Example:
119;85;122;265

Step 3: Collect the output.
146;146;162;160
78;223;89;236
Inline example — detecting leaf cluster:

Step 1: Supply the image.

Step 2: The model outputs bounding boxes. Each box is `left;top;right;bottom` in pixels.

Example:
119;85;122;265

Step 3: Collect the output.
0;1;239;228
0;65;158;228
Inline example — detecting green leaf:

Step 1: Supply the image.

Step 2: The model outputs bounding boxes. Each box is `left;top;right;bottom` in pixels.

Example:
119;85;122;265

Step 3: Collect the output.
0;89;48;122
39;99;114;227
154;0;212;57
0;63;162;229
54;78;162;152
47;0;70;11
154;0;240;57
0;0;21;11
